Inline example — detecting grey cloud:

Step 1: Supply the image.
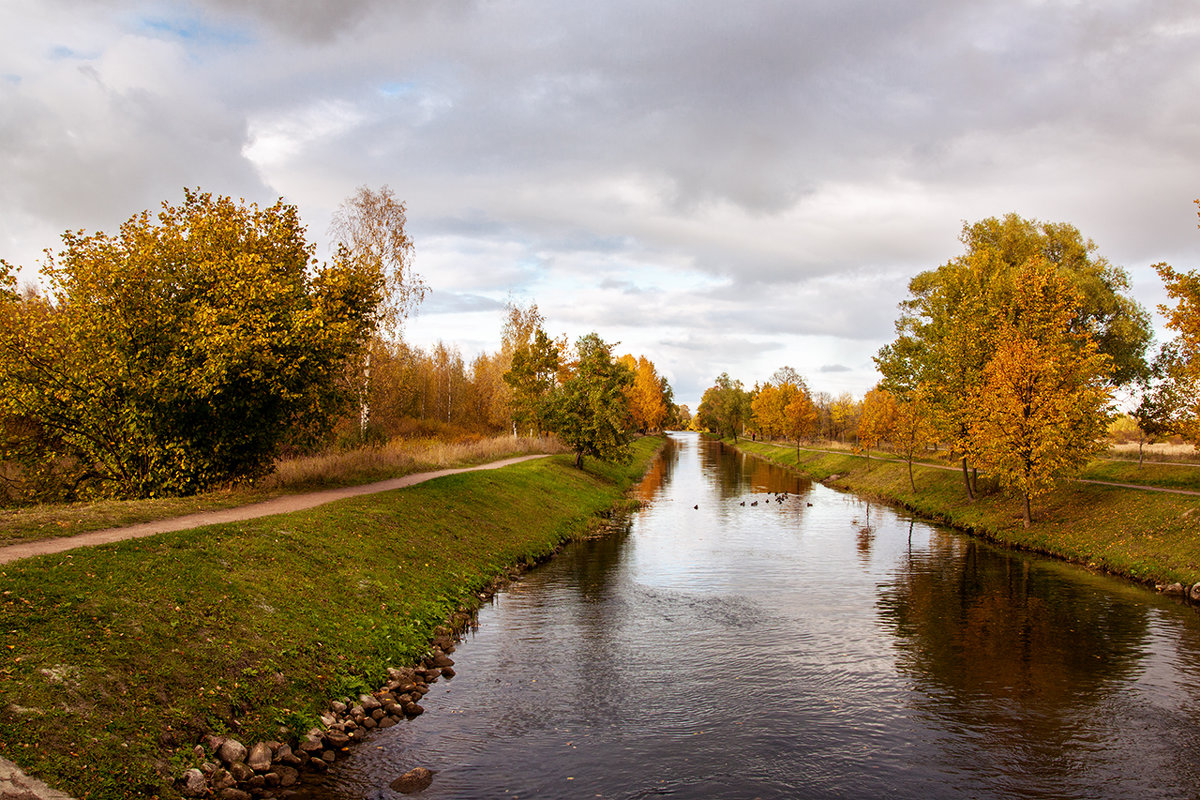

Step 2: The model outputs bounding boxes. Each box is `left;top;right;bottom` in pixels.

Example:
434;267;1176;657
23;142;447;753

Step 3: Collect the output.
820;364;851;373
420;291;504;315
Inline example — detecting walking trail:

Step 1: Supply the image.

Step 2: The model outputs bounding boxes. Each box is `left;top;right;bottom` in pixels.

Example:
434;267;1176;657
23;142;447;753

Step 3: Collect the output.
0;454;550;567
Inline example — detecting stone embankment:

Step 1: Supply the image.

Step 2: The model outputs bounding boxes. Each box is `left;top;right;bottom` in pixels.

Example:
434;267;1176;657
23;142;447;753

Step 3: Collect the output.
1155;581;1200;603
178;630;462;799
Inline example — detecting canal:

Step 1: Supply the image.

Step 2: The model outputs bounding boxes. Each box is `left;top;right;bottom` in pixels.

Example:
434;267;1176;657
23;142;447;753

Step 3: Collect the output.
309;432;1200;799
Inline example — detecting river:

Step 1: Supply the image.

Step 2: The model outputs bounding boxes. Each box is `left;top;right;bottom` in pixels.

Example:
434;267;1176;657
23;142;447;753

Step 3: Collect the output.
305;432;1200;799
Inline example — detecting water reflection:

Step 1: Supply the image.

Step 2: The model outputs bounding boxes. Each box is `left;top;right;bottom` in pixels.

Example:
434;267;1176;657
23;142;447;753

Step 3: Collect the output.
304;433;1200;800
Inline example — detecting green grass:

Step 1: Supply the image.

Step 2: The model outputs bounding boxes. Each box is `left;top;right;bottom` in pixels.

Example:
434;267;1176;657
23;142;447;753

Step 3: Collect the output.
0;438;660;799
0;435;563;548
730;438;1200;587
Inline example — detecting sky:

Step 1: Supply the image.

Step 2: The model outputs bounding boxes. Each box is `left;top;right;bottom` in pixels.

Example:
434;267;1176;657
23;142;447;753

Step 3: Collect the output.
2;1;1198;410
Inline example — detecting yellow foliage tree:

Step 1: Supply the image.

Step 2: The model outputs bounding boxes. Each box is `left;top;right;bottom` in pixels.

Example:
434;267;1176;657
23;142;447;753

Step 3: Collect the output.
1152;201;1200;440
970;257;1114;527
784;390;819;456
628;356;668;432
892;385;937;491
857;387;898;466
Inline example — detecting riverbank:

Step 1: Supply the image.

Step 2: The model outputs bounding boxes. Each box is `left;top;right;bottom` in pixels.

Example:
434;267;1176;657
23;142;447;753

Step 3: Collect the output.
725;438;1200;588
0;438;660;800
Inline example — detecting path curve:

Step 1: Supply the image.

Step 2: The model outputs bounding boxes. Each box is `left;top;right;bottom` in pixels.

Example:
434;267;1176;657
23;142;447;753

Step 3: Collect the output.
0;454;551;566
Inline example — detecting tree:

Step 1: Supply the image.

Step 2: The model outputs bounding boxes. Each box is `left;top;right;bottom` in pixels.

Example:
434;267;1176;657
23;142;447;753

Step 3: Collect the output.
504;326;560;436
697;373;750;441
876;213;1149;500
892;386;937;491
857;387;898;466
329;185;427;436
547;333;635;468
1151;205;1200;441
783;389;819;457
626;355;668;433
0;190;380;500
970;258;1114;528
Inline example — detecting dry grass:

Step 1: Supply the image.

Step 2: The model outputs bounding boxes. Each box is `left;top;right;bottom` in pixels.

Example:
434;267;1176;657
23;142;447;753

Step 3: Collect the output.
264;435;568;490
1107;441;1200;464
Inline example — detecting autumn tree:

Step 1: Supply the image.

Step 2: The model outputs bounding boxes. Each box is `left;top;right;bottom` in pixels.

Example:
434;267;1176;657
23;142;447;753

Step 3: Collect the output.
329;185;427;436
1150;205;1200;441
625;355;669;433
892;386;937;491
877;213;1149;500
547;333;635;468
970;258;1114;528
857;387;898;466
784;389;819;457
0;190;380;500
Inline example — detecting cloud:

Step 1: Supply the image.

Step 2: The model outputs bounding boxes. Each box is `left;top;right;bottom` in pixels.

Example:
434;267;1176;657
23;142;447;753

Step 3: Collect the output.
3;0;1198;401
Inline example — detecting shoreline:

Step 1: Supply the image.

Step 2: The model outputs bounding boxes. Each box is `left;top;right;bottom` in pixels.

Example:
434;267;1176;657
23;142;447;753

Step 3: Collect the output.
724;437;1200;596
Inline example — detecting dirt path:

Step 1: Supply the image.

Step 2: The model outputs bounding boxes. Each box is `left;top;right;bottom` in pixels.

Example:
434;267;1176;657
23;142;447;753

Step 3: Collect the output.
0;454;551;566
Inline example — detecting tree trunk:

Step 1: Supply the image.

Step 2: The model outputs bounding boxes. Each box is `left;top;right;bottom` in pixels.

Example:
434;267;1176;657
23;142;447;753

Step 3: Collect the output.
970;467;978;496
574;451;584;469
1138;436;1144;468
907;457;916;492
960;457;975;501
1022;493;1032;529
359;350;372;438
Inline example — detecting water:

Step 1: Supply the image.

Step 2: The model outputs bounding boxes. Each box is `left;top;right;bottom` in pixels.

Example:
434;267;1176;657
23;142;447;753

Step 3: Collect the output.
305;433;1200;799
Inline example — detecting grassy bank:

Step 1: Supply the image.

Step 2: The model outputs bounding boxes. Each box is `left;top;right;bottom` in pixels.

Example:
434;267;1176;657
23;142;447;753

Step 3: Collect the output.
0;437;659;799
0;435;564;548
728;438;1200;587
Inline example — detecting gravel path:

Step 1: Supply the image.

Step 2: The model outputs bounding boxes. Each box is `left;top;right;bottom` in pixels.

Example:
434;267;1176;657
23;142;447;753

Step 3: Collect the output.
0;454;550;566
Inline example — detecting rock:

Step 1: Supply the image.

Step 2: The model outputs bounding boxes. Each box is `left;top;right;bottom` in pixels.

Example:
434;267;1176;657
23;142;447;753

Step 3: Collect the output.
403;702;425;718
330;700;347;714
217;738;248;766
219;789;251;800
431;654;454;668
372;708;386;721
321;750;337;764
274;743;294;764
179;768;207;798
379;717;396;729
1162;582;1186;595
192;744;206;760
276;766;300;787
309;756;328;773
390;767;436;794
229;761;254;782
248;775;266;789
440;666;456;679
323;730;351;749
1192;584;1200;602
211;768;237;790
246;741;272;772
360;694;382;712
362;717;377;729
298;739;324;756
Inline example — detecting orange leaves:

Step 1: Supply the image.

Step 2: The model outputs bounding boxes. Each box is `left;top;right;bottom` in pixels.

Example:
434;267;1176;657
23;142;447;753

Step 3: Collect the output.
971;258;1114;524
